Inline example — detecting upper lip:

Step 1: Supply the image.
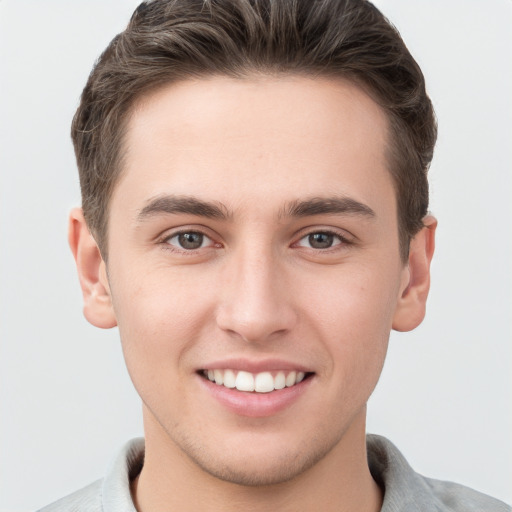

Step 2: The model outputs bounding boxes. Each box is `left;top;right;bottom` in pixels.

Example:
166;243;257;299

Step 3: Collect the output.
198;358;312;374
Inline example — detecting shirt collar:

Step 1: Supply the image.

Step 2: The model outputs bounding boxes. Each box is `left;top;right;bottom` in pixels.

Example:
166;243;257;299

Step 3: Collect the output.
102;437;144;512
101;435;434;512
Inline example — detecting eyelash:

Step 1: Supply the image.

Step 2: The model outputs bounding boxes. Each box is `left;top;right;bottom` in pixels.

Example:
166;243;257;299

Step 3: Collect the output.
159;229;218;254
294;229;352;251
158;228;353;254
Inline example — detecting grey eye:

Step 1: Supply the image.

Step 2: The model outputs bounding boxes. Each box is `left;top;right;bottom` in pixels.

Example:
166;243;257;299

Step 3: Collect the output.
166;232;210;250
179;232;203;249
308;233;334;249
296;232;343;249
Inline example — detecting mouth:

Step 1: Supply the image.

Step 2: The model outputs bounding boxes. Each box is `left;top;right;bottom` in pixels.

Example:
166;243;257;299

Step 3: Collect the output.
199;369;313;393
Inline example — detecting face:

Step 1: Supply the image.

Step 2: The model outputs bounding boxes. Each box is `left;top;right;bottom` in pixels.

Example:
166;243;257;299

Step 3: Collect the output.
99;76;412;485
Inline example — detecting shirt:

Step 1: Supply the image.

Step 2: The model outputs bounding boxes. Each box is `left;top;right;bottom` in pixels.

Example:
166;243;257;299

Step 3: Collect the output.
37;435;511;511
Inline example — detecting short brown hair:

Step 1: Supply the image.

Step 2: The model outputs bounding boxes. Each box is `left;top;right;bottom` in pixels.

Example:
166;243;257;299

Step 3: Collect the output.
72;0;437;260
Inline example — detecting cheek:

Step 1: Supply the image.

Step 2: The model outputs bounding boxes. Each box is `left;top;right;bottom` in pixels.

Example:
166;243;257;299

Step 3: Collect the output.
110;272;212;421
305;262;400;333
110;266;215;373
302;264;399;384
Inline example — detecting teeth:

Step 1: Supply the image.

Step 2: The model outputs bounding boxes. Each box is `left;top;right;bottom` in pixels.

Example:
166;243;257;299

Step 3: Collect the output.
274;371;286;390
254;372;274;393
285;371;296;387
204;369;308;393
214;369;224;385
223;369;236;388
235;371;254;392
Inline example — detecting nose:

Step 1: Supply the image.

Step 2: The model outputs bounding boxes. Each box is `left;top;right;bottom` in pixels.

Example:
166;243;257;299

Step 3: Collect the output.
215;246;297;343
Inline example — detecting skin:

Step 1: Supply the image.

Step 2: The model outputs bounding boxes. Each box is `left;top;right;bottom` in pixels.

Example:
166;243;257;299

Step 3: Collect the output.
69;76;436;512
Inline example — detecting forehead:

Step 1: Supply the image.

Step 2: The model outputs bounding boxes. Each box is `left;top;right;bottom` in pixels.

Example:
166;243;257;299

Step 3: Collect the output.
114;75;394;219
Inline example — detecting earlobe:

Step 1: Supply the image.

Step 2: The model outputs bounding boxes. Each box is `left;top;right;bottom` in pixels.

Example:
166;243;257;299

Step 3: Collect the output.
68;208;117;329
392;215;437;332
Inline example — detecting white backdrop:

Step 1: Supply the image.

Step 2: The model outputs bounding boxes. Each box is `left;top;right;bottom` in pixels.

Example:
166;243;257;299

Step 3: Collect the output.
1;1;511;510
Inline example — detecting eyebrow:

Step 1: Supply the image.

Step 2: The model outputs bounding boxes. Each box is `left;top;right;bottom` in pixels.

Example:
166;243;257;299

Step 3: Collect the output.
137;195;230;221
137;194;375;222
281;196;376;219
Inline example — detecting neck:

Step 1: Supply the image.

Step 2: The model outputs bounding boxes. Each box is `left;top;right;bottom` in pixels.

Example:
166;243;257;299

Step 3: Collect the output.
132;408;382;512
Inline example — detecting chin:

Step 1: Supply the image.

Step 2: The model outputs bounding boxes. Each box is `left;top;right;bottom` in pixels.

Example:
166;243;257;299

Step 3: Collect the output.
191;450;324;487
174;428;337;487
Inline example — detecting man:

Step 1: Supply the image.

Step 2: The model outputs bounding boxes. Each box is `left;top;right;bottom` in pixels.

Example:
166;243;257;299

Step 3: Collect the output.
38;0;510;511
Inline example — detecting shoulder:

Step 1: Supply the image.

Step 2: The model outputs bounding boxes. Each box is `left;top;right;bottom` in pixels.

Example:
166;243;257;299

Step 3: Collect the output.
36;479;102;512
421;476;511;512
367;434;511;512
35;437;144;512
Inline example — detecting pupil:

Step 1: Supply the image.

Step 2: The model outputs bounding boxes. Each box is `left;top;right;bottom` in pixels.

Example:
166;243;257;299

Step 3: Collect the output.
179;232;203;249
309;233;333;249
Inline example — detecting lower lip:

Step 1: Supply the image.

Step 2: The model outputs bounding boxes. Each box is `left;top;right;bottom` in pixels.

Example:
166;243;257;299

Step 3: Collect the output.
198;374;313;418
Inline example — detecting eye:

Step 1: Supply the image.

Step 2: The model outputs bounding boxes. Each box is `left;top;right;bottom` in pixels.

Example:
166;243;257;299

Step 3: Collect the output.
165;231;213;250
296;232;344;249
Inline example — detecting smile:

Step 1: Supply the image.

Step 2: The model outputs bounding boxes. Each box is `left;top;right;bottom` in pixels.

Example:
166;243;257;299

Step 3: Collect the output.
201;369;309;393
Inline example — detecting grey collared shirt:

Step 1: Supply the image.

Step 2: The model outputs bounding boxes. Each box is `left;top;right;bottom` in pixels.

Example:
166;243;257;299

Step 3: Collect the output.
37;435;511;512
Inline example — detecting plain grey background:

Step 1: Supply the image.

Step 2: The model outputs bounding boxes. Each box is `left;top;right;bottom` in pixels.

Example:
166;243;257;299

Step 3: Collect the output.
1;1;511;510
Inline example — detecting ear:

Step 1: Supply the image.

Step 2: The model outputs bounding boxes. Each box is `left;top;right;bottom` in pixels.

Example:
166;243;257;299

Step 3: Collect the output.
392;215;437;332
68;208;117;329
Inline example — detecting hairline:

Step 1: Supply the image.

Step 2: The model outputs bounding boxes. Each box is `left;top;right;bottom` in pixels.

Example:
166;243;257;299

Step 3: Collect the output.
95;70;412;263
